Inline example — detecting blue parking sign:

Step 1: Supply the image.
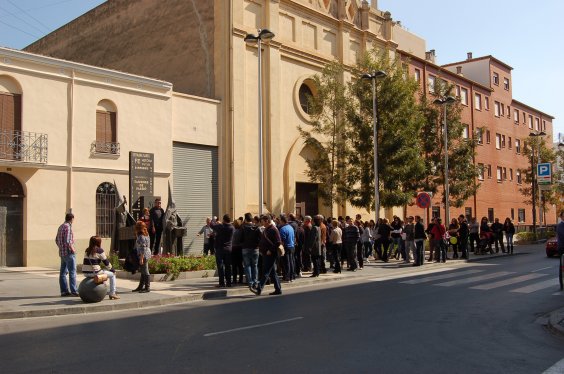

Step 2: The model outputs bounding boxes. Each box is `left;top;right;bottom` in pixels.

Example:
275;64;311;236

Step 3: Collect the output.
537;163;551;177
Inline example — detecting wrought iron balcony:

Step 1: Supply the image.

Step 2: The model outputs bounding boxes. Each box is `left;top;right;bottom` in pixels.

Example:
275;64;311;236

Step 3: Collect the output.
91;141;120;155
0;129;48;164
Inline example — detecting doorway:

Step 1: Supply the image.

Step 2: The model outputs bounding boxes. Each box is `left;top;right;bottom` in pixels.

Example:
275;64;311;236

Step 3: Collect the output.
296;182;319;217
0;173;24;266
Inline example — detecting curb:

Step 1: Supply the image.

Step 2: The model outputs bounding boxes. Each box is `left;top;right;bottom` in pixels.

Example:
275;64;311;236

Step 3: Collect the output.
547;307;564;337
466;252;528;262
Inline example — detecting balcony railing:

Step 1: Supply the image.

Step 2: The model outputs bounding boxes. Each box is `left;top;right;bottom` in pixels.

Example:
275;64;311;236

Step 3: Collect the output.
91;141;120;156
0;129;48;164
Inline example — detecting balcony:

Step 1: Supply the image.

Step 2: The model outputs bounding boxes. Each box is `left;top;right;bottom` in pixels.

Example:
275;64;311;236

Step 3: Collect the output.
91;141;120;156
0;129;48;164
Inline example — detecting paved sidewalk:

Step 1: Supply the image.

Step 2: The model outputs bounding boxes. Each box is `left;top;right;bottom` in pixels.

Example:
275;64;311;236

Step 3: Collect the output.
0;246;558;327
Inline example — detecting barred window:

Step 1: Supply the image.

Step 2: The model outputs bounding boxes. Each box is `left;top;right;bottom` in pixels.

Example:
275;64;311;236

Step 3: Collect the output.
96;182;116;238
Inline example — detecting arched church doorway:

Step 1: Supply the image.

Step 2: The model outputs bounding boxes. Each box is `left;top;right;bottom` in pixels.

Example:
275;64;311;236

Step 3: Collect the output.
0;172;24;266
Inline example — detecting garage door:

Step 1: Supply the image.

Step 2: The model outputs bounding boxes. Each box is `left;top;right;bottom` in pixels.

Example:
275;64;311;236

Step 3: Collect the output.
173;142;218;255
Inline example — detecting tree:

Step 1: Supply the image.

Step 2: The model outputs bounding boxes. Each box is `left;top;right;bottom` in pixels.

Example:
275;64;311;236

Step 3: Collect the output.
345;51;426;211
518;136;558;221
298;61;349;215
418;79;480;210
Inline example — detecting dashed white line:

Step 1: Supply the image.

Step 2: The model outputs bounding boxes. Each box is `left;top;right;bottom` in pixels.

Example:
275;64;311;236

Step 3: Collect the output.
543;357;564;374
510;278;559;294
470;273;547;290
401;269;483;284
204;317;304;337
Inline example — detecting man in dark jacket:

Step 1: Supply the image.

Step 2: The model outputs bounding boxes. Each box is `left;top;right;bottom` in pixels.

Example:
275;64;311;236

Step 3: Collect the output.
307;216;322;277
414;215;426;266
213;214;234;287
250;215;282;296
342;216;360;271
458;214;469;259
149;198;165;255
490;218;505;253
241;212;261;288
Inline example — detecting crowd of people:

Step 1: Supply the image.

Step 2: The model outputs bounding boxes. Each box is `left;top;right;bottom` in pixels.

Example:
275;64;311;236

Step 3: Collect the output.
54;205;520;300
196;211;519;295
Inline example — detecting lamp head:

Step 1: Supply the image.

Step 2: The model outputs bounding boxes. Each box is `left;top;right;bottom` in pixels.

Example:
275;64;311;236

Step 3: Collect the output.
361;73;373;80
258;29;275;42
244;33;259;44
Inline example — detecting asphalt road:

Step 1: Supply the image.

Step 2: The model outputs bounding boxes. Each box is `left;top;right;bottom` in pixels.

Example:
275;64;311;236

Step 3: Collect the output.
1;251;563;374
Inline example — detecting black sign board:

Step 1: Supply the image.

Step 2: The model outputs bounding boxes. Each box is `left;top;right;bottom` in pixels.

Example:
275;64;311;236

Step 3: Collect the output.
129;152;154;219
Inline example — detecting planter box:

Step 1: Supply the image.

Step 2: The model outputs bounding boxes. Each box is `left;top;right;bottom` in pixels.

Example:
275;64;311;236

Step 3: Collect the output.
116;269;217;282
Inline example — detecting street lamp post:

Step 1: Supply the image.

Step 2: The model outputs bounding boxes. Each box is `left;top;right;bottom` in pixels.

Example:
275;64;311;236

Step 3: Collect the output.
244;29;275;215
361;70;387;222
434;96;456;224
529;131;546;239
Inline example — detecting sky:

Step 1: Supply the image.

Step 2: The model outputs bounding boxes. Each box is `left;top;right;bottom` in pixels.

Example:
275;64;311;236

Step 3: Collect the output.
0;0;562;142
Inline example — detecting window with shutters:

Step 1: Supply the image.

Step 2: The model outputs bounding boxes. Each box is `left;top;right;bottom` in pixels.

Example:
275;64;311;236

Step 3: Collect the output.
0;92;22;161
93;100;119;155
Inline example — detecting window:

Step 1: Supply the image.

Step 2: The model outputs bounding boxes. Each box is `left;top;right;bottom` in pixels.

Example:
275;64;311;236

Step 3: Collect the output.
511;208;515;221
542;120;546;131
508;136;512;149
476;128;483;144
96;182;117;238
474;93;481;110
478;163;485;180
494;101;500;117
507;106;510;119
515;139;521;153
460;87;468;105
432;206;440;219
500;103;505;117
495;133;501;149
514;109;519;123
484;97;489;110
503;78;509;90
528;115;533;129
486;130;491;144
428;75;436;93
493;72;499;85
502;167;507;180
465;207;472;220
518;208;525;223
535;117;539;131
0;92;22;161
509;168;513;181
501;135;506;148
487;164;492;179
462;124;469;139
523;112;526;124
299;83;315;115
414;69;421;83
488;208;494;223
496;166;502;182
95;100;118;154
516;170;522;184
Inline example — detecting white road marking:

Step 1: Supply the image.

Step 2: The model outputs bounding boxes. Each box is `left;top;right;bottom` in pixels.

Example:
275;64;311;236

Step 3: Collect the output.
553;291;564;296
531;266;552;272
470;273;547;290
435;271;514;287
401;269;483;284
511;278;559;294
368;267;456;282
543;357;564;374
203;317;304;337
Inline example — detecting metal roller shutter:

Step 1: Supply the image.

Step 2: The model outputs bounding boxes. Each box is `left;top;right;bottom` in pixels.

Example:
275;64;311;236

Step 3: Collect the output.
172;142;218;255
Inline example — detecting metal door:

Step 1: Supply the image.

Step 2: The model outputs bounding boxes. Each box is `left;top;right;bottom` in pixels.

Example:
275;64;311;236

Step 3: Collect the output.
0;173;24;266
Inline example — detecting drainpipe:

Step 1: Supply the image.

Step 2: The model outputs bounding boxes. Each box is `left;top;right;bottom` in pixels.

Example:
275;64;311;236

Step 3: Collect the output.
229;0;235;217
67;70;75;213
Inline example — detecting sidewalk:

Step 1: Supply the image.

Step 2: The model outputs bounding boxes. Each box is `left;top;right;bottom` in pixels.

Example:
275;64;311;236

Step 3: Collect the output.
0;247;560;334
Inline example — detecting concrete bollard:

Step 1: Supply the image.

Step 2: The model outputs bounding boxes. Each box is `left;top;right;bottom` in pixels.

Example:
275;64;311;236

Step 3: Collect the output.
78;277;108;303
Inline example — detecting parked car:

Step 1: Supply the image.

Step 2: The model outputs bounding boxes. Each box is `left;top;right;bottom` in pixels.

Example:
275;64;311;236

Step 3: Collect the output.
546;237;558;257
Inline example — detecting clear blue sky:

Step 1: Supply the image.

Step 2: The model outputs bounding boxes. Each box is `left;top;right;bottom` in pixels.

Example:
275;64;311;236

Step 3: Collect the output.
0;0;562;141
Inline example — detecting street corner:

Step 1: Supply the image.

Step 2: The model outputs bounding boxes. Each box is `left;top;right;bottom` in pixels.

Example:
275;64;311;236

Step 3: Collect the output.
547;307;564;337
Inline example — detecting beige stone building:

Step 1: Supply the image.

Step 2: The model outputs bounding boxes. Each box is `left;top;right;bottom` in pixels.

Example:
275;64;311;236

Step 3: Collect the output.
25;0;428;220
0;47;220;267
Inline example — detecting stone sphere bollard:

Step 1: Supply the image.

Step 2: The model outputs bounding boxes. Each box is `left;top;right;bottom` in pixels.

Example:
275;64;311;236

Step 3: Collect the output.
78;277;108;303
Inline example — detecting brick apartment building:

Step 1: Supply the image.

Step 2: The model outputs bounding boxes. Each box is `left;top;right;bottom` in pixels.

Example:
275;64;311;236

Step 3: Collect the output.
402;50;555;225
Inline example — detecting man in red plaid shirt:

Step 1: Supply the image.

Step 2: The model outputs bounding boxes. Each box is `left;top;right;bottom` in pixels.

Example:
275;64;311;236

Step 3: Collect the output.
55;213;78;296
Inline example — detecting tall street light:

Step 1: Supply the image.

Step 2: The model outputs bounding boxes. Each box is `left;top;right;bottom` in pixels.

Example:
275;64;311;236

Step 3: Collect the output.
529;130;546;238
244;29;275;215
361;70;387;222
434;96;457;224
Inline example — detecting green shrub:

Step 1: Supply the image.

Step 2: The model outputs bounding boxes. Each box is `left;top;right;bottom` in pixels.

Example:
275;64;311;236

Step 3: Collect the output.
109;253;122;270
148;255;216;280
516;231;554;241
